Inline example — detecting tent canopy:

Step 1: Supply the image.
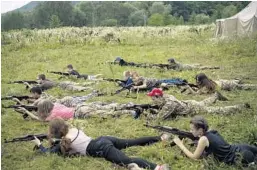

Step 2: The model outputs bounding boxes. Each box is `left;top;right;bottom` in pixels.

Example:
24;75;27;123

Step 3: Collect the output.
215;2;257;37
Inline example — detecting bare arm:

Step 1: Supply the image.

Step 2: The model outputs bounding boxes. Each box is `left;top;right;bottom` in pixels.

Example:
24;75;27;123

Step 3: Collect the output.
17;107;42;121
174;136;208;159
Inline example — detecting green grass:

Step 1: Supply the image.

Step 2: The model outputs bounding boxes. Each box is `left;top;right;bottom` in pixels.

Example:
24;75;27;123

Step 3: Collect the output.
1;25;257;170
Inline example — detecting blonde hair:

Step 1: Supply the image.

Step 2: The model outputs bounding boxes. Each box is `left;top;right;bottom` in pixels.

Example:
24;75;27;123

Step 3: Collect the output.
131;71;139;78
123;70;131;78
37;99;54;120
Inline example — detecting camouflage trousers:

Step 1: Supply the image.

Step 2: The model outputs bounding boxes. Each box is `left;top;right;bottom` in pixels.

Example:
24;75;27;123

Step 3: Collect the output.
56;91;99;107
184;95;246;115
216;79;257;91
178;64;219;71
58;81;93;91
73;102;136;119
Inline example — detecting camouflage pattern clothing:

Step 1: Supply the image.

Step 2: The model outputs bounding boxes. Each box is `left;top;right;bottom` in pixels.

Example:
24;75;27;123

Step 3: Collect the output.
33;91;99;107
215;79;257;91
73;102;137;119
56;91;100;107
58;81;93;91
174;62;219;71
153;94;248;120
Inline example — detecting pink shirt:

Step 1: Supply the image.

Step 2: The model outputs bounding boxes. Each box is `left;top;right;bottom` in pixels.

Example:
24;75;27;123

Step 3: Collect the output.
46;103;74;121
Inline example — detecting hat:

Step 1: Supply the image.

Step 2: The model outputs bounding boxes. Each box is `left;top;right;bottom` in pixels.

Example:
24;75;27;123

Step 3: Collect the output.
147;88;163;97
114;56;122;62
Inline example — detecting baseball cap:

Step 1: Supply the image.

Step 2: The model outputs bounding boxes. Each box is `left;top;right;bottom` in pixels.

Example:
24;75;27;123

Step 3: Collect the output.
147;88;163;97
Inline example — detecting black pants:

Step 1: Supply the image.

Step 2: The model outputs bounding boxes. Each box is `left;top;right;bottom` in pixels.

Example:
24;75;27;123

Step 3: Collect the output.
236;144;257;165
86;136;161;170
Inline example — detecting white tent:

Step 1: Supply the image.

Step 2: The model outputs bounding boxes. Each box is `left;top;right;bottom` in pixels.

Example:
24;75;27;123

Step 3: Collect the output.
215;1;257;37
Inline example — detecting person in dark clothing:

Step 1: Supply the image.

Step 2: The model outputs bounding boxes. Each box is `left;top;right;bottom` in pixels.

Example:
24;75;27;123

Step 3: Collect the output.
67;64;81;77
23;74;56;91
173;115;257;166
67;64;103;80
32;118;170;170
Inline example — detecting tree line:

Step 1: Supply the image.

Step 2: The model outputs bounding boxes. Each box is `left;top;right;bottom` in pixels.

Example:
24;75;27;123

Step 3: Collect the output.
1;1;249;31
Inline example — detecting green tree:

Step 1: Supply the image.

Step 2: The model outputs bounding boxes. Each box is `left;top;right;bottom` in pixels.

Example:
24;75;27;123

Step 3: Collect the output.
148;13;164;26
149;2;165;15
128;10;145;26
189;12;197;24
194;13;210;24
49;15;62;28
71;7;87;27
1;11;25;31
221;5;237;18
178;15;184;25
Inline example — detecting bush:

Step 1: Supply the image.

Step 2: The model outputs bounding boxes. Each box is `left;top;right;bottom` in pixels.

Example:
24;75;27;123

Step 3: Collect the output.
195;13;210;24
100;19;118;26
148;13;164;26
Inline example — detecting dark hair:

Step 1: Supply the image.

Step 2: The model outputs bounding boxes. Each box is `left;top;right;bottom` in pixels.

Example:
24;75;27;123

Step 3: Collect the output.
190;116;209;132
195;73;217;93
168;58;176;64
49;118;71;155
30;86;42;95
67;64;73;69
38;74;46;80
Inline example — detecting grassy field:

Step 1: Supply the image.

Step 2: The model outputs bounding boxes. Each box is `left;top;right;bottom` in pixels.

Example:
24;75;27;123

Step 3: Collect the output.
1;25;257;170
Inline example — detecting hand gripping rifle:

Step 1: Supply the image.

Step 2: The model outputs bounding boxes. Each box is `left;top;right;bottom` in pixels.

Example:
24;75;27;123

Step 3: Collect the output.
8;80;38;89
144;124;199;147
4;134;60;151
8;80;38;84
2;105;38;119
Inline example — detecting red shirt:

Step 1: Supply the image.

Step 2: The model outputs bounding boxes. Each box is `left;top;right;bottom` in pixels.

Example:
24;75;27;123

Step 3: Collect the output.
45;103;74;121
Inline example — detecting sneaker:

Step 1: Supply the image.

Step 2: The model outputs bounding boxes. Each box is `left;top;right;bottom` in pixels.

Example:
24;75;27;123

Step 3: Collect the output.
215;91;228;101
158;164;170;170
128;163;142;170
160;133;172;141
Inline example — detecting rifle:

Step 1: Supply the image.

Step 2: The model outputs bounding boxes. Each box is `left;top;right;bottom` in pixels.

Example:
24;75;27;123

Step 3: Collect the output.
49;71;70;76
4;134;60;151
144;124;199;146
2;105;37;119
112;83;135;95
103;78;127;84
2;105;38;112
49;71;88;80
116;104;160;117
1;95;32;101
8;80;38;84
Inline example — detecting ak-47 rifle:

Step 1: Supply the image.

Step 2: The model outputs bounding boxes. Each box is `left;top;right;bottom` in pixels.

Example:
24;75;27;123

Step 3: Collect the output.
112;82;135;95
8;80;38;84
8;80;38;89
2;105;37;111
49;71;70;76
49;71;88;80
4;134;60;151
1;95;32;101
103;78;127;84
2;105;37;119
115;104;160;118
144;124;199;146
